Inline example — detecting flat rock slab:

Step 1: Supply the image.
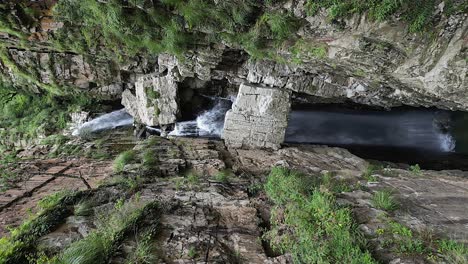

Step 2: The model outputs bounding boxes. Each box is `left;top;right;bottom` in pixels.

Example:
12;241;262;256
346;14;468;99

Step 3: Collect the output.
0;158;113;237
376;170;468;243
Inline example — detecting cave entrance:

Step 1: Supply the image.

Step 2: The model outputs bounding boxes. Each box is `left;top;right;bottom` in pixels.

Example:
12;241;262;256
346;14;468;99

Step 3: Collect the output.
168;78;236;137
285;93;468;170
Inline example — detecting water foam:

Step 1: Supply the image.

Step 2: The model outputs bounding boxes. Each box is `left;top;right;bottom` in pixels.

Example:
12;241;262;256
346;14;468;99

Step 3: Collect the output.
439;133;456;152
169;98;232;137
72;109;133;136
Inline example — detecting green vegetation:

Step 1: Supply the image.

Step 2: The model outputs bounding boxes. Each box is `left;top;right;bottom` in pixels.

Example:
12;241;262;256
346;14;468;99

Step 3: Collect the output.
187;171;200;186
214;169;233;183
0;191;79;263
125;230;159;264
437;239;468;263
188;246;197;259
173;170;201;190
113;150;137;173
383;221;426;254
264;167;377;263
74;200;94;217
53;0;256;57
55;198;158;264
321;171;352;193
0;85;91;146
290;39;328;64
375;216;467;262
247;181;263;196
47;0;453;69
372;190;399;211
362;164;379;182
146;87;160;101
409;164;421;175
0;152;19;191
304;0;457;33
142;149;158;168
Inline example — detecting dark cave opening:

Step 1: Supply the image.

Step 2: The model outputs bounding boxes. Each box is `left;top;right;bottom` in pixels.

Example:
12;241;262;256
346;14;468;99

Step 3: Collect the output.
285;96;468;170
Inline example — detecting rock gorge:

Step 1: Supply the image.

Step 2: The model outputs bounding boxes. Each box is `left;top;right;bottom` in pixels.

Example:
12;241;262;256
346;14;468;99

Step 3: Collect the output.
0;1;467;263
1;0;467;148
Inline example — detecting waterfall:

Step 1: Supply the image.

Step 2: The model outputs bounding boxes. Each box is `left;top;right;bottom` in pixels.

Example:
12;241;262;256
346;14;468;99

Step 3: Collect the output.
169;97;233;137
72;109;133;136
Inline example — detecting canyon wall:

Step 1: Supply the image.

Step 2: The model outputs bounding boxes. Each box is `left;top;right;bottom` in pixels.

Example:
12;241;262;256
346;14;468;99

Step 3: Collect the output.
0;1;466;149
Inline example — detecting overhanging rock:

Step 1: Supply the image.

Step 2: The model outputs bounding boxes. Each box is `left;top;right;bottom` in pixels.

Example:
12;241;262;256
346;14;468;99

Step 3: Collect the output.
223;84;291;150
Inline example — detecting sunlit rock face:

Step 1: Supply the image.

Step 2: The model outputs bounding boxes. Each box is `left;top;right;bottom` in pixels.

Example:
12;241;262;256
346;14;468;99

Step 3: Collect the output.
2;1;466;151
223;84;291;150
122;73;179;127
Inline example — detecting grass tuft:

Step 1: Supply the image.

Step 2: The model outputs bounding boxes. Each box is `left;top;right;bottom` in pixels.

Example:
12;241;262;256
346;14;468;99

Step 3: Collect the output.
56;198;158;264
372;190;399;211
113;150;137;173
437;239;468;264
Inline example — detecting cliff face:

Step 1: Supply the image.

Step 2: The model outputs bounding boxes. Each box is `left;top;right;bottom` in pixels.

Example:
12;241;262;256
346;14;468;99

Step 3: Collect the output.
0;1;467;148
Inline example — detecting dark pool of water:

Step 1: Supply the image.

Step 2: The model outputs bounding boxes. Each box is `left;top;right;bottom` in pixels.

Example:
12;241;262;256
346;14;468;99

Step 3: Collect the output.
285;105;468;170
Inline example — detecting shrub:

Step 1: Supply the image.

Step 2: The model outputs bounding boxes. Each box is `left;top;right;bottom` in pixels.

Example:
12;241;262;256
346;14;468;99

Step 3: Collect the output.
410;164;421;175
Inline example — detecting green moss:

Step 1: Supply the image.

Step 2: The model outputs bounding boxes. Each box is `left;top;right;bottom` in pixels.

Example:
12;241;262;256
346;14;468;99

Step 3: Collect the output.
146;87;160;100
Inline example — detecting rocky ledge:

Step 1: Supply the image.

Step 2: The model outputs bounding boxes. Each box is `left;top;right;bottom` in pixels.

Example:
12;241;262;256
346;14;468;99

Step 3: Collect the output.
1;135;467;263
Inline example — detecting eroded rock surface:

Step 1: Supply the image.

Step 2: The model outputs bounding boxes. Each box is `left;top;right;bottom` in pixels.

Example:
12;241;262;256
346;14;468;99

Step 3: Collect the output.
223;84;291;150
2;136;467;263
122;72;179;126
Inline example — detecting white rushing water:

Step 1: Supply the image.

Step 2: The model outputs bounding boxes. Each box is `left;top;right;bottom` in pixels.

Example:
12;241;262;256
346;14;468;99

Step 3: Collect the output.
72;109;133;136
71;102;456;153
169;98;233;137
285;109;456;152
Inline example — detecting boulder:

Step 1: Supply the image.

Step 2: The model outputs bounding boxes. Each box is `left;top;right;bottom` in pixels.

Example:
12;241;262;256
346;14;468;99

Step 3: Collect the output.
223;84;291;150
122;73;179;126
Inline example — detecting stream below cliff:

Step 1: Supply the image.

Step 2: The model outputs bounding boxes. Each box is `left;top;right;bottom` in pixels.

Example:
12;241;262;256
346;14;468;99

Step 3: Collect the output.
73;100;468;170
284;105;468;170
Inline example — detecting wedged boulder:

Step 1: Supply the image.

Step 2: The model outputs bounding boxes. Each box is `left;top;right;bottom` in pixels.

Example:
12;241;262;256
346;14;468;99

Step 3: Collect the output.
122;73;179;126
223;83;291;150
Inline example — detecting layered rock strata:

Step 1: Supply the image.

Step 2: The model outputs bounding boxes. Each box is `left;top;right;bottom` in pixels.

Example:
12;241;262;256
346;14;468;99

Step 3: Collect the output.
223;84;291;150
